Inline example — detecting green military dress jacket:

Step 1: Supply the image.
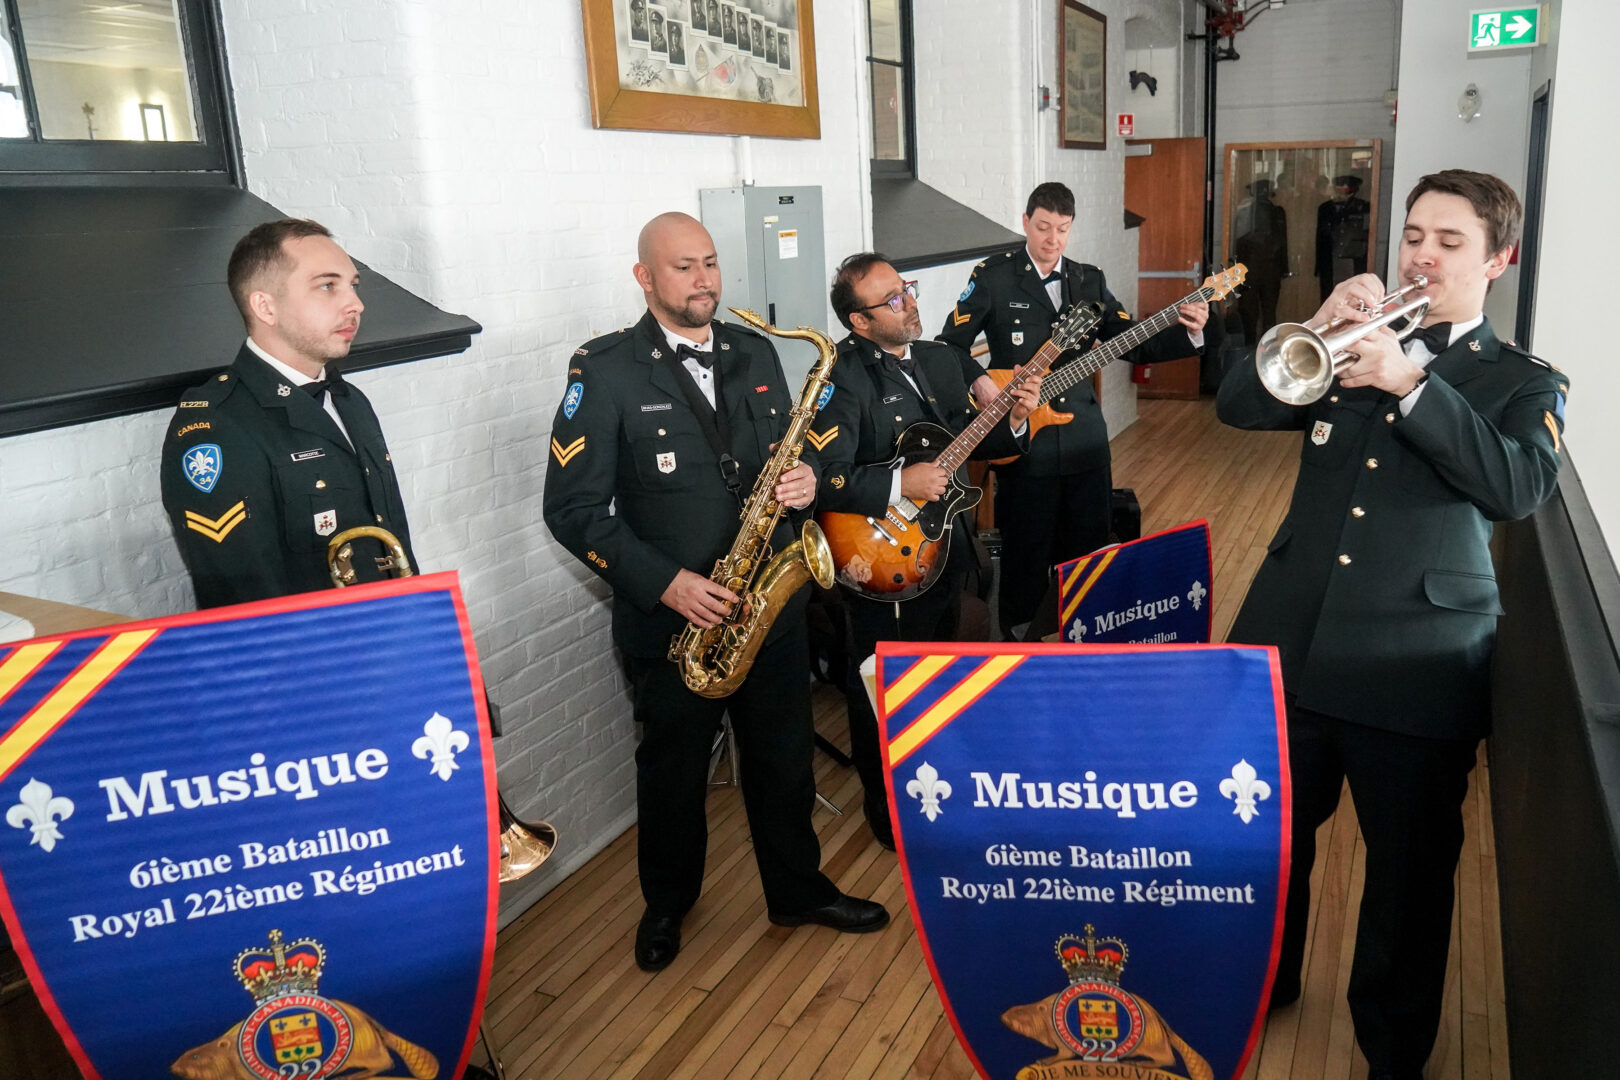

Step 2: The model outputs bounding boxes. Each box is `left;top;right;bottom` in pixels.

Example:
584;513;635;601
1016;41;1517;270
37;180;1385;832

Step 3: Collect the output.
542;311;813;659
160;346;414;608
937;248;1198;476
1217;319;1567;738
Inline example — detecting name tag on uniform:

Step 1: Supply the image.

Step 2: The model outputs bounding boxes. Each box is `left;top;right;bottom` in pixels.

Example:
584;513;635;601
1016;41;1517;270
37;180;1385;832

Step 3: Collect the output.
1008;301;1031;309
290;449;325;462
882;394;905;405
641;402;673;412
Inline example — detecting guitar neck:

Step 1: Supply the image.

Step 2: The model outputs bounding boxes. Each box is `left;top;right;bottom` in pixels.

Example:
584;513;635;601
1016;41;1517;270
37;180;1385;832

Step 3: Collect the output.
1039;285;1214;402
931;340;1062;475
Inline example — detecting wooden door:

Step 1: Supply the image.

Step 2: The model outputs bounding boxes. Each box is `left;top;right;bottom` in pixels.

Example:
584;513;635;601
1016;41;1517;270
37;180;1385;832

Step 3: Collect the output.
1124;136;1206;399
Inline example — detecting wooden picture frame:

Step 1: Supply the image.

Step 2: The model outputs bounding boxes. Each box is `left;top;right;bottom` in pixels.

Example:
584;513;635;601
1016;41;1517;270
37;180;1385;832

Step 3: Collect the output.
1059;1;1106;150
581;0;821;139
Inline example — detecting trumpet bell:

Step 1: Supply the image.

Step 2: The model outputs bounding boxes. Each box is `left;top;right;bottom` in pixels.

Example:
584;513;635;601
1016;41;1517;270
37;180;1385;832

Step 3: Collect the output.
497;792;558;883
1256;323;1334;406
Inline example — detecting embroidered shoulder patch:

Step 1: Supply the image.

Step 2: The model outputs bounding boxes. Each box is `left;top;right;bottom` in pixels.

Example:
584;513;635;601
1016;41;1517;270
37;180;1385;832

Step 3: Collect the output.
958;280;975;303
184;501;246;543
182;443;222;493
816;383;835;410
551;435;585;467
807;426;838;451
563;381;585;419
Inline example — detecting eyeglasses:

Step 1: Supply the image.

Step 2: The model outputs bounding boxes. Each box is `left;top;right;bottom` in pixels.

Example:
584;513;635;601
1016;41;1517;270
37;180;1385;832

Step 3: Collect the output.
857;280;919;315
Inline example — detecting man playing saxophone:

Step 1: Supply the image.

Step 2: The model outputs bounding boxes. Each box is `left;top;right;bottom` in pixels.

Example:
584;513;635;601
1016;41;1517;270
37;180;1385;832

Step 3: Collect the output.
543;212;888;973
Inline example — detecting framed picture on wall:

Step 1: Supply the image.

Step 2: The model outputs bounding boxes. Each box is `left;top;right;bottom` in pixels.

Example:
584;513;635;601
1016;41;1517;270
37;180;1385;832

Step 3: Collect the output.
1060;0;1106;150
581;0;821;138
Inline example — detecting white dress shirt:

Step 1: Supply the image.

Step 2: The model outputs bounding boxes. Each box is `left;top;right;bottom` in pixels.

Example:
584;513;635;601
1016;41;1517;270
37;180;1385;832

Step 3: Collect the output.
1397;315;1483;415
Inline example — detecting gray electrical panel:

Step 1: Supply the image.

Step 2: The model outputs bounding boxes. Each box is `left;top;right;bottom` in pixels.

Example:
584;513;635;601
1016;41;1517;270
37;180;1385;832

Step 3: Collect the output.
699;184;827;384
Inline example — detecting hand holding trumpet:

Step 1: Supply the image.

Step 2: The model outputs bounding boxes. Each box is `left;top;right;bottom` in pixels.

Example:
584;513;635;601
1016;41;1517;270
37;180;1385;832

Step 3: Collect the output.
1316;275;1427;398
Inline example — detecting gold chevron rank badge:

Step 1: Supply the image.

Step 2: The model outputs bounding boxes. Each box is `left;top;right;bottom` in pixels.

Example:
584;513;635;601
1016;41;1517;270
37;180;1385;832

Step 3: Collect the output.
807;426;838;451
184;500;247;543
551;435;585;467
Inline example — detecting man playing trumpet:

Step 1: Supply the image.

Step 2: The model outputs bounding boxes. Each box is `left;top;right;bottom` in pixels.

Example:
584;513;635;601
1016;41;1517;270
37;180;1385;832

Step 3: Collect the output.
1217;170;1567;1080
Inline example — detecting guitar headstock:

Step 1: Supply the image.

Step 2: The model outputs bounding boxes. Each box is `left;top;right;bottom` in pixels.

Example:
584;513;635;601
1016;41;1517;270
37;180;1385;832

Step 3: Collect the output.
1053;301;1104;350
1204;264;1247;301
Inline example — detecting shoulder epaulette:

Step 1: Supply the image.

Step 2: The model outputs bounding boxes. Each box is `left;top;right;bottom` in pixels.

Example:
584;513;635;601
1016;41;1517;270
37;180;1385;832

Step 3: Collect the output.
1501;339;1559;372
176;369;240;410
717;317;764;339
578;326;633;356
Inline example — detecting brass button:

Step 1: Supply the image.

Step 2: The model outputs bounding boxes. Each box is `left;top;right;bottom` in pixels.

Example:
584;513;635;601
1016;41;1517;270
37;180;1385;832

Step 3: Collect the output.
375;514;383;522
315;480;327;490
1329;394;1339;403
1351;506;1365;518
658;428;666;436
770;407;777;415
895;415;903;422
218;374;229;382
1385;412;1396;423
1366;458;1379;469
1338;554;1352;565
364;467;371;475
385;454;391;462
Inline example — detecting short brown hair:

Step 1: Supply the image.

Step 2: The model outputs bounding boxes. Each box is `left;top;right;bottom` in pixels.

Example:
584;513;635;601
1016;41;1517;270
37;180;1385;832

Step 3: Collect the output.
1405;170;1522;256
830;252;892;330
227;218;332;329
1025;182;1075;219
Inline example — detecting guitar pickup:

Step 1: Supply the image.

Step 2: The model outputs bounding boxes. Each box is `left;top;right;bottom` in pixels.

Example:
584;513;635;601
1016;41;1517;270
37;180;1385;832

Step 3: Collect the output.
865;516;901;546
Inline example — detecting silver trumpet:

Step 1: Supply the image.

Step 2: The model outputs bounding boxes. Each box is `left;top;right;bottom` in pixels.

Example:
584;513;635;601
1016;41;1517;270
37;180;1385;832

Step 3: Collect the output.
1256;275;1431;405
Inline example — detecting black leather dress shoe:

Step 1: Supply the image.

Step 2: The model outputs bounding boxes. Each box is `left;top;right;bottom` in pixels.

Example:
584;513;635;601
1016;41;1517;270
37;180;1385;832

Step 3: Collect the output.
635;911;682;972
769;894;890;933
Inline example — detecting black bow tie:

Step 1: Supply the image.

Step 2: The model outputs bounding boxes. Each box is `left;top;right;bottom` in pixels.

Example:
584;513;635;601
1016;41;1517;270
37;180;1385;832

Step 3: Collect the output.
301;368;346;403
885;350;916;376
1408;322;1453;356
675;342;714;370
1041;269;1063;285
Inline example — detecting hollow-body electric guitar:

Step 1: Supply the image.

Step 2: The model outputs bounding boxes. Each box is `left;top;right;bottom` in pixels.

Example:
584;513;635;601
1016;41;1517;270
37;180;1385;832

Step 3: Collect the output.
817;302;1103;601
985;264;1248;464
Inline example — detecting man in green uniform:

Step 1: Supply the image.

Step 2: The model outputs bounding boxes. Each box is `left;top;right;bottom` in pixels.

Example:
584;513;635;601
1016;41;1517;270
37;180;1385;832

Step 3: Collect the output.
1218;170;1567;1080
938;182;1207;636
543;213;887;972
161;219;414;608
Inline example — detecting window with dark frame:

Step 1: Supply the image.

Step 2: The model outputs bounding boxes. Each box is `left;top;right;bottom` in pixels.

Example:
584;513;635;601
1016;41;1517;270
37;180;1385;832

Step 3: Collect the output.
0;0;237;180
867;0;915;176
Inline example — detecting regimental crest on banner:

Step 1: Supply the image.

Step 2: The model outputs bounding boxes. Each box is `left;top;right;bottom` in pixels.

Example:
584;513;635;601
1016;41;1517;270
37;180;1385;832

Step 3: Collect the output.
183;443;223;493
657;451;677;474
1001;926;1211;1080
1311;420;1332;446
191;928;440;1080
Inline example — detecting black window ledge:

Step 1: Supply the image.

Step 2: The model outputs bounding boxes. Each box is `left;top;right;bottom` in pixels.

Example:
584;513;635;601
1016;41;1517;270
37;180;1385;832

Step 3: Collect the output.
0;186;480;439
871;177;1024;272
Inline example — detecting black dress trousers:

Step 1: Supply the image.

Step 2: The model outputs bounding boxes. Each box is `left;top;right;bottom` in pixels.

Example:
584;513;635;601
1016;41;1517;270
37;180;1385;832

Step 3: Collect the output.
626;620;839;919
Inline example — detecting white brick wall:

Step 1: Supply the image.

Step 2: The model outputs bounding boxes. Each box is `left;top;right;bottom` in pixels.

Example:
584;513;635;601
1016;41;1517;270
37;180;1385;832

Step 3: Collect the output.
0;0;1174;925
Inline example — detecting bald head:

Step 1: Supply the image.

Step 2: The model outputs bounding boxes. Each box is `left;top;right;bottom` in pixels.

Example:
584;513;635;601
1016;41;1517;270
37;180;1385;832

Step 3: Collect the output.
634;211;721;335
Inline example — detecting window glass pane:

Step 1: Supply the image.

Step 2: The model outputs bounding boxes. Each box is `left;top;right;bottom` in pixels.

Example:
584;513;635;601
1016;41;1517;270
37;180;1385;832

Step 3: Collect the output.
869;61;906;162
0;12;27;138
868;0;901;62
18;0;198;142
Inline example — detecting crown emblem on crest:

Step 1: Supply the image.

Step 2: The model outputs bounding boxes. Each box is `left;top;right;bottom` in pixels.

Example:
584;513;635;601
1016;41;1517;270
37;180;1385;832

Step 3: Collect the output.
234;928;326;1002
1055;924;1129;985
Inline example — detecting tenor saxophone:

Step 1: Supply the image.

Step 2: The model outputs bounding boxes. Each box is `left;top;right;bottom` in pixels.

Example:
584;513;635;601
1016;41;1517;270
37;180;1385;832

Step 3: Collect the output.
669;308;839;698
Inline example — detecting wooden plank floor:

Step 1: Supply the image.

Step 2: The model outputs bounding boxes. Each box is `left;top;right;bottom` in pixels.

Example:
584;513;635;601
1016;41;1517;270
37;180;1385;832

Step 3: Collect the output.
482;397;1510;1080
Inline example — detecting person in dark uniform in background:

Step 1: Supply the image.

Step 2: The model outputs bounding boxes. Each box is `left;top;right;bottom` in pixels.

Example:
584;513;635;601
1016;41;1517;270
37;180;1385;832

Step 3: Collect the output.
161;218;414;609
811;253;1040;848
542;213;887;972
1233;178;1288;344
1316;173;1372;301
938;182;1208;636
1218;170;1566;1080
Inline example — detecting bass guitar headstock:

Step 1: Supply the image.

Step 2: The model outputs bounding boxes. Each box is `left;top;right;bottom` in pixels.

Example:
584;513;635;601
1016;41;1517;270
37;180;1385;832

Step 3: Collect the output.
1052;301;1104;351
1205;264;1248;301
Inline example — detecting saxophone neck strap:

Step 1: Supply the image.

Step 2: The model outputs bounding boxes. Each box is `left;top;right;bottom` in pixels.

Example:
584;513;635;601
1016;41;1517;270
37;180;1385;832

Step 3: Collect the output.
659;348;741;501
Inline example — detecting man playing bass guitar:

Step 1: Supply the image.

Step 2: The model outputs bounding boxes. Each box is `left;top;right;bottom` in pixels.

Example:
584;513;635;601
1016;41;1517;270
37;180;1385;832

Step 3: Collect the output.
810;253;1041;849
938;182;1210;637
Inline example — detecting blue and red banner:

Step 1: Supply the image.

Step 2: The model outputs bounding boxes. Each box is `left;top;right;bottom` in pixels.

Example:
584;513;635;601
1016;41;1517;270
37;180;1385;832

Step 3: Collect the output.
1056;520;1213;646
0;574;496;1080
878;643;1289;1080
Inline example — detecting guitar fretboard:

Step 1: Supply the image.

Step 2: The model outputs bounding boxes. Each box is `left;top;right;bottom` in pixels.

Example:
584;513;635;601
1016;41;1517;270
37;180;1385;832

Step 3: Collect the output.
1038;285;1216;403
933;331;1072;475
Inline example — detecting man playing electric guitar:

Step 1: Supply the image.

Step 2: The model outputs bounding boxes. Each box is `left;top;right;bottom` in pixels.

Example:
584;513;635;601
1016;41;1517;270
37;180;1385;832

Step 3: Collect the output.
938;181;1211;637
810;253;1041;850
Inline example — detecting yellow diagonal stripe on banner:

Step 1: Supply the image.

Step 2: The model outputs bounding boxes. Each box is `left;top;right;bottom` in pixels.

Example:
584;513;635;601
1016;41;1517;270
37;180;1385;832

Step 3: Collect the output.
1059;549;1120;629
0;642;63;709
0;629;160;783
888;654;1025;766
882;654;956;716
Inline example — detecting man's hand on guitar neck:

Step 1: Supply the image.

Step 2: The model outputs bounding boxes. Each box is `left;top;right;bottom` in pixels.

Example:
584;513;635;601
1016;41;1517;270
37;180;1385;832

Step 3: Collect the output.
1008;371;1043;427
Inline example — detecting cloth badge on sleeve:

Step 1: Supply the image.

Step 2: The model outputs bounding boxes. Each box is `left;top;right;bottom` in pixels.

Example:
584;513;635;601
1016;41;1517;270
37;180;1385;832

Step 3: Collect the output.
1311;421;1332;446
958;280;975;303
817;383;836;410
657;452;677;474
563;381;584;419
183;443;223;493
314;509;337;536
807;426;838;451
551;435;585;467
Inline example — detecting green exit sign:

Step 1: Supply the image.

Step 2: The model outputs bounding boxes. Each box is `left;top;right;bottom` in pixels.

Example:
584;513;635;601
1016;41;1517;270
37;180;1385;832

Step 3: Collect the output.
1469;6;1543;51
